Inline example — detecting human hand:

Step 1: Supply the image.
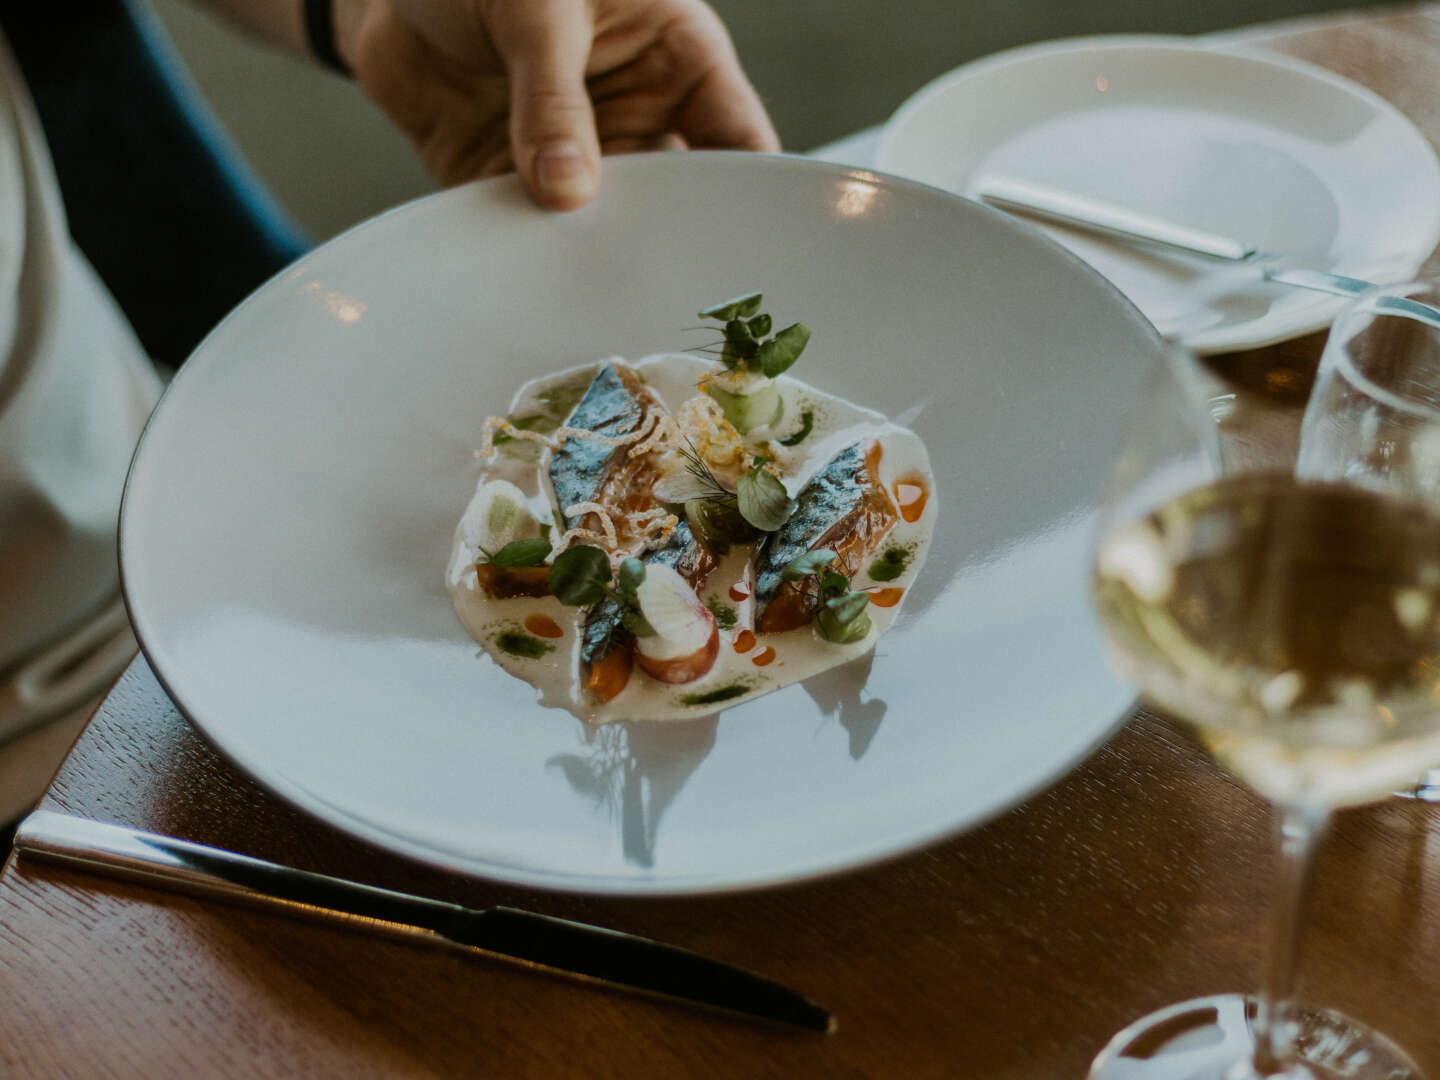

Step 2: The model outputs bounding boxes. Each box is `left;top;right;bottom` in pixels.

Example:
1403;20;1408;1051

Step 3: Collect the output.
334;0;780;210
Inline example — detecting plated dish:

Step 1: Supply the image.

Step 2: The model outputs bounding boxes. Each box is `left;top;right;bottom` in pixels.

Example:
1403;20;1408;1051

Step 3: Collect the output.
119;152;1161;894
876;35;1440;354
447;296;935;722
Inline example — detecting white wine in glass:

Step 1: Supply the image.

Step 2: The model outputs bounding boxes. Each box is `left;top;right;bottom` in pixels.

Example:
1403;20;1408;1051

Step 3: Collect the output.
1298;279;1440;801
1088;327;1437;1079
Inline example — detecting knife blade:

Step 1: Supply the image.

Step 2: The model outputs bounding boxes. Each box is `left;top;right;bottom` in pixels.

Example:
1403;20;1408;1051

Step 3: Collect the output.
13;810;835;1033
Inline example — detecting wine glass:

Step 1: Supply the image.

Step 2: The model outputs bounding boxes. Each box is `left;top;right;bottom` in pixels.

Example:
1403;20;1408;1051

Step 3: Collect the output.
1087;332;1440;1078
1298;279;1440;802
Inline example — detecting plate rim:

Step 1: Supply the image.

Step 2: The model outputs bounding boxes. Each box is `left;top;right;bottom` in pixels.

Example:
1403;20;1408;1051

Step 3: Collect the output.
875;32;1440;355
118;149;1159;896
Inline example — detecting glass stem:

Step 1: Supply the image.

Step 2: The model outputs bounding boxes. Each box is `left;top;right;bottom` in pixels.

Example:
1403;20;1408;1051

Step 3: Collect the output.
1251;799;1330;1076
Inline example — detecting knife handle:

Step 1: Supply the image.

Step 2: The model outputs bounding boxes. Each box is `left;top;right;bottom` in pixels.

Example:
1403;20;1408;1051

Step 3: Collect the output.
13;810;836;1033
14;809;460;948
974;175;1257;262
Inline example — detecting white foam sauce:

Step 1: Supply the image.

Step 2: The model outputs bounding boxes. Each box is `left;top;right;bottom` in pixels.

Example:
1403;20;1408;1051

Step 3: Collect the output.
447;354;935;722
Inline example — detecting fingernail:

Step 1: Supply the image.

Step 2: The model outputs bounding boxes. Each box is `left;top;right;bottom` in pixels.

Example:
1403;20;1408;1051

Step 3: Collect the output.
534;142;593;205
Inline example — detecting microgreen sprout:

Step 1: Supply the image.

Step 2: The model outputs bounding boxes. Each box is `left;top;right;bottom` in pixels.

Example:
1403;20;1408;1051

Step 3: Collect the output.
692;292;811;377
669;439;793;548
477;537;552;567
548;547;655;636
780;548;873;644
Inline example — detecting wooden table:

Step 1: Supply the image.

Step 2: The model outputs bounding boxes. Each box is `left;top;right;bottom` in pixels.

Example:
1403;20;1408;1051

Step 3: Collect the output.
7;8;1440;1077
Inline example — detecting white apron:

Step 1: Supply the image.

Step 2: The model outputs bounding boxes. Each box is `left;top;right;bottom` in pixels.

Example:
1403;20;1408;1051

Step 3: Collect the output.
0;32;162;819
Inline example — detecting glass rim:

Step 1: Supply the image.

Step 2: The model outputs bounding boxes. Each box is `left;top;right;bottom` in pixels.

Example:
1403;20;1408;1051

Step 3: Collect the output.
1322;279;1440;421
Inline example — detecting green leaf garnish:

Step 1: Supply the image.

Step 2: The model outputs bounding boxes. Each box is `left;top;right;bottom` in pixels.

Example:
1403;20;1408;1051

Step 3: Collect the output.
778;549;873;644
736;464;795;532
823;590;870;626
548;545;611;606
746;313;772;338
486;537;552;567
755;322;811;378
619;608;656;637
699;293;763;320
781;549;838;581
817;604;872;644
777;408;814;447
617;557;646;597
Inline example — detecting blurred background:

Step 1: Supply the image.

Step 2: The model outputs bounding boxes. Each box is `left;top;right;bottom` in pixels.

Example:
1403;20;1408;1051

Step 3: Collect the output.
149;0;1364;241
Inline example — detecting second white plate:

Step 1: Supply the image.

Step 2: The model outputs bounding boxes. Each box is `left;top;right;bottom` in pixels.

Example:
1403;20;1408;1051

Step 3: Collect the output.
877;35;1440;353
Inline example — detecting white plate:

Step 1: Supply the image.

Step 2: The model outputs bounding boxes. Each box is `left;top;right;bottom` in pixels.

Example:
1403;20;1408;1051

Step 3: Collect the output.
120;152;1160;895
877;35;1440;354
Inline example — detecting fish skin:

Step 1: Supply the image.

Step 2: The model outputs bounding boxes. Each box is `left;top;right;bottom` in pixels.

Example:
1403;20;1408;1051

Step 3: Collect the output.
548;363;646;530
753;439;897;633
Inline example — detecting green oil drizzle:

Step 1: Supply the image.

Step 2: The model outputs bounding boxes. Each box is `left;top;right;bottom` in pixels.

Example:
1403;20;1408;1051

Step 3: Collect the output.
706;598;738;631
496;631;551;659
868;545;914;582
680;684;749;707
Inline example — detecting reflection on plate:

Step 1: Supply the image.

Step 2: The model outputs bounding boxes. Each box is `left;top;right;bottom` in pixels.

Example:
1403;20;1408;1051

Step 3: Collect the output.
119;152;1161;895
877;35;1440;354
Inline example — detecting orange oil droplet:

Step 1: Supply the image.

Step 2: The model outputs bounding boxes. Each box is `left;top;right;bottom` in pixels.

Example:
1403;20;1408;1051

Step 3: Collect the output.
895;479;928;523
751;646;777;667
728;581;752;602
869;587;905;608
733;629;757;654
523;614;564;639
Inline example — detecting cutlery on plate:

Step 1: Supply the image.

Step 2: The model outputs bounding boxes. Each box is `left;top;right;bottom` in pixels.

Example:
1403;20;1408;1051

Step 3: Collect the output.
973;175;1385;298
974;175;1440;330
13;810;835;1033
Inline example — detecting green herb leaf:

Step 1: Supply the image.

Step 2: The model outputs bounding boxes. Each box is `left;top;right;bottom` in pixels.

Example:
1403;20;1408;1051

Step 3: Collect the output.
619;607;656;637
817;604;872;644
820;569;850;597
817;590;872;644
754;322;811;378
699;292;763;320
777;408;814;448
825;591;870;625
487;537;553;567
617;557;647;597
548;545;611;606
781;549;838;581
724;318;754;343
736;466;795;532
746;313;772;338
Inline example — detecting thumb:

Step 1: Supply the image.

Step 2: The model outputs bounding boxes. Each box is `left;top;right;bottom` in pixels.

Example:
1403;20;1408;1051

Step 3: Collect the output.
490;1;601;210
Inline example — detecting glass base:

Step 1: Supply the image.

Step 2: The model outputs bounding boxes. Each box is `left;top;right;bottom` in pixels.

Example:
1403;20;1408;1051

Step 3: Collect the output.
1088;994;1423;1079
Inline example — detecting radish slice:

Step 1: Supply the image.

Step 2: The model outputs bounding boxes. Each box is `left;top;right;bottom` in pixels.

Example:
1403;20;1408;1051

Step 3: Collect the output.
634;564;719;684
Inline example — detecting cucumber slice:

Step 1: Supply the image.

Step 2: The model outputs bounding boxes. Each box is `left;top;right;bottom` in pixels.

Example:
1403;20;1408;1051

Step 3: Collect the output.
705;377;783;434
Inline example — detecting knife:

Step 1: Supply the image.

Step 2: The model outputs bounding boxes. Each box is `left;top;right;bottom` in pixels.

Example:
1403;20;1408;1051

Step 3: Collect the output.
13;810;835;1034
974;175;1380;298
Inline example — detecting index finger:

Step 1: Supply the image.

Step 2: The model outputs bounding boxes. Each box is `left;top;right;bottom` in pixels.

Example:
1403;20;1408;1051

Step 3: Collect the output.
675;58;780;152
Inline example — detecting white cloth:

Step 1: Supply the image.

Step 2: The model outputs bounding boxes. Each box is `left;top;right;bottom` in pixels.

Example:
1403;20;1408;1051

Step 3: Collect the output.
0;31;161;816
